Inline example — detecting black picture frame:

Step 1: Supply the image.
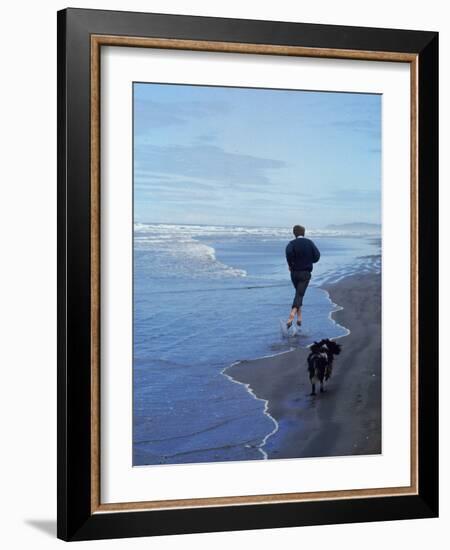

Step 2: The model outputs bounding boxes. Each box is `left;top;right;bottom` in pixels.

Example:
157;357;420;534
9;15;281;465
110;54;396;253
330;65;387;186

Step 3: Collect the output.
57;7;438;542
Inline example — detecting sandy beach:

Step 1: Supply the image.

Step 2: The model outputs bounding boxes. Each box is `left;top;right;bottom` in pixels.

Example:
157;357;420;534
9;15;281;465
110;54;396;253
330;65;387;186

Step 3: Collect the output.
226;272;381;459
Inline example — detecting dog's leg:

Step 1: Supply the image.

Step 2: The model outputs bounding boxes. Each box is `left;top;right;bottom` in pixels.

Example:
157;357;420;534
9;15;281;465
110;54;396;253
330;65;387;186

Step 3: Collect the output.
310;383;316;396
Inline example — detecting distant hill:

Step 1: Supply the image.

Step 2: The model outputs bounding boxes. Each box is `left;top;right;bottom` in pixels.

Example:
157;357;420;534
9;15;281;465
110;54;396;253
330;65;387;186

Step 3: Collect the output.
325;223;381;233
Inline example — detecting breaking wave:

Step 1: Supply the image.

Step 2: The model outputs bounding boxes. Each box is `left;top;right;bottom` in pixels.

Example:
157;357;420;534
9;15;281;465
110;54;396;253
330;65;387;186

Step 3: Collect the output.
134;223;247;279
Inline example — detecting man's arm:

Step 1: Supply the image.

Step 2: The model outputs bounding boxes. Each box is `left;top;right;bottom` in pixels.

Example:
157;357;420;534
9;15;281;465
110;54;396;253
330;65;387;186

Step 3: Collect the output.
285;241;294;270
311;241;320;263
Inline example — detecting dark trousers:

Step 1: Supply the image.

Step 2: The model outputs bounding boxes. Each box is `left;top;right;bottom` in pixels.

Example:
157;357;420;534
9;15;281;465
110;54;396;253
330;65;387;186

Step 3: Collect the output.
290;270;311;309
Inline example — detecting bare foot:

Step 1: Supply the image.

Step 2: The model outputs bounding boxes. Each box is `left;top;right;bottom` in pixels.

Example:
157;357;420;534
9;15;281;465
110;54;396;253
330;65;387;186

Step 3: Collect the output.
287;308;298;329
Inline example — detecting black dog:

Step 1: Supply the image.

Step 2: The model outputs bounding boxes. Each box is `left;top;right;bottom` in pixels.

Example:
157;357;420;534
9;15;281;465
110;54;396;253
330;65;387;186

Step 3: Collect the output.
307;338;342;396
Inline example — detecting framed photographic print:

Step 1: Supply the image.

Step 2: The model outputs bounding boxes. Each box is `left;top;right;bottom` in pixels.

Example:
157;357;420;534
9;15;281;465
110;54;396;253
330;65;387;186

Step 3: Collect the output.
57;8;438;541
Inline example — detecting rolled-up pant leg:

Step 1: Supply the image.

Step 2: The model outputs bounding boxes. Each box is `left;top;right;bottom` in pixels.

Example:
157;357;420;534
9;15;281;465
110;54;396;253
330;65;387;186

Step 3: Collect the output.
290;270;311;309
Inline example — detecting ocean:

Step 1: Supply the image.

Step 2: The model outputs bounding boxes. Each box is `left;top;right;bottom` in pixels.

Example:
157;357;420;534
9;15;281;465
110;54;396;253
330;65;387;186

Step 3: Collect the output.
133;224;381;466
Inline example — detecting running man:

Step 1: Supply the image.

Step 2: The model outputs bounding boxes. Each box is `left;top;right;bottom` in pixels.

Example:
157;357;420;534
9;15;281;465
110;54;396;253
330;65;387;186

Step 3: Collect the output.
285;224;321;328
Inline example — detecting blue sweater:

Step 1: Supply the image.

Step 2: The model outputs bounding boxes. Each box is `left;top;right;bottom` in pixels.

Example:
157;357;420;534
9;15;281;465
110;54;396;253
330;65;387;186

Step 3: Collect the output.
285;237;321;272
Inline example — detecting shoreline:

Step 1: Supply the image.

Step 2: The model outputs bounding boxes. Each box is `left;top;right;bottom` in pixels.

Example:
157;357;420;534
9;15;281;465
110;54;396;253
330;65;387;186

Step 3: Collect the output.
221;366;280;460
225;271;381;460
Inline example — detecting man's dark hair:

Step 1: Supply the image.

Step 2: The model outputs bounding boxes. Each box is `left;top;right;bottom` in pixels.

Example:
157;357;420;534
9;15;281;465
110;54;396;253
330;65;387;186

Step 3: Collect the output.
293;225;305;237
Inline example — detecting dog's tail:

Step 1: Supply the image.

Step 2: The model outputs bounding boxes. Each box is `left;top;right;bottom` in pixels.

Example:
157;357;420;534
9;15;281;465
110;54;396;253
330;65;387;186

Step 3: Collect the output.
328;340;342;355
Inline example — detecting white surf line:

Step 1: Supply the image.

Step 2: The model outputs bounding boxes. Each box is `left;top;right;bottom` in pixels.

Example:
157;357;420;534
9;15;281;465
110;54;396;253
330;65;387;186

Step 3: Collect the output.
221;364;280;460
318;286;351;341
316;266;382;342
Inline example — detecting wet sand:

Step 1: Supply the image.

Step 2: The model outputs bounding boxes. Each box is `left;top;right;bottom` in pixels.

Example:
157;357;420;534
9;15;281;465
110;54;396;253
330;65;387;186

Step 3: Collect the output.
226;272;381;459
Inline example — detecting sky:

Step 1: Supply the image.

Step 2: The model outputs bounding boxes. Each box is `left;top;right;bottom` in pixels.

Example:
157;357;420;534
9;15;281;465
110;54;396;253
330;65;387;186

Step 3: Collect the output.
133;82;381;228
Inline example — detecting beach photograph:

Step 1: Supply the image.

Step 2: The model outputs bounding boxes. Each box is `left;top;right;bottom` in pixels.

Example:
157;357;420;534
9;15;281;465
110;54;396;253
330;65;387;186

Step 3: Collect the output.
132;82;382;466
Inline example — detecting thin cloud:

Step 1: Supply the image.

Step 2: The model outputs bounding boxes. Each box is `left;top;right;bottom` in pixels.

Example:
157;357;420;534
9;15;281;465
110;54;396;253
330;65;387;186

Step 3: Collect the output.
135;144;286;187
314;188;380;205
134;100;230;132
